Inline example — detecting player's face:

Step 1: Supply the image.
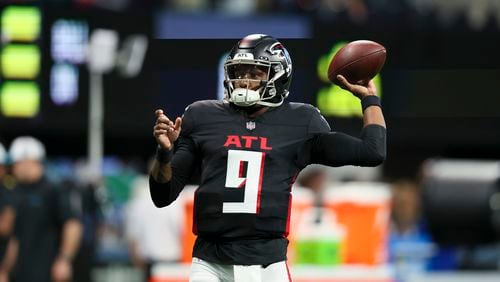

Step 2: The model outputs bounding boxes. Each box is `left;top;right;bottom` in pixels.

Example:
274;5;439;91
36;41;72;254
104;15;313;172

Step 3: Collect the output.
232;64;268;90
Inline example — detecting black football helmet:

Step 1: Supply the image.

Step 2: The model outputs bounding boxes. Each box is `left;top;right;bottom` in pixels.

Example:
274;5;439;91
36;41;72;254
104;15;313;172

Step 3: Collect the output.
224;34;293;107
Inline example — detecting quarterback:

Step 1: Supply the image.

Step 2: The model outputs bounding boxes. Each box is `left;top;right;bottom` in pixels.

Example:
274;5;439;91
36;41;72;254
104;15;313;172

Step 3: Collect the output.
150;34;386;282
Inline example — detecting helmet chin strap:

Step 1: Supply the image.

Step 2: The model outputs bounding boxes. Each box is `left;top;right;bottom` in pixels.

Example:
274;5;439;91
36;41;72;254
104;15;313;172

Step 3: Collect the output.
255;69;286;107
256;98;284;107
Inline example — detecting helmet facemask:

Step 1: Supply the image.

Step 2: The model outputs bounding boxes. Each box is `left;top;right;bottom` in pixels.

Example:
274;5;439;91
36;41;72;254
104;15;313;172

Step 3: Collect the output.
224;58;286;107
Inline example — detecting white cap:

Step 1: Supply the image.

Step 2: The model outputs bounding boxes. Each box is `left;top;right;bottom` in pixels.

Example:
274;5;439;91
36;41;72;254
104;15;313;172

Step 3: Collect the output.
9;136;46;163
0;143;6;164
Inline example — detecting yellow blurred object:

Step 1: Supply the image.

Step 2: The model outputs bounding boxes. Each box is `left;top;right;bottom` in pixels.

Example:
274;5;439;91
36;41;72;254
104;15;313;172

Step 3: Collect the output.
0;81;40;118
1;44;41;79
1;6;41;42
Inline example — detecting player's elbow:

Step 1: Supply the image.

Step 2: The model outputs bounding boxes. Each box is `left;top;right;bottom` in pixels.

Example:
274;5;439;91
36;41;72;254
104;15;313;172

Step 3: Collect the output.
149;176;175;208
364;148;386;166
370;151;386;166
360;143;386;166
150;188;177;207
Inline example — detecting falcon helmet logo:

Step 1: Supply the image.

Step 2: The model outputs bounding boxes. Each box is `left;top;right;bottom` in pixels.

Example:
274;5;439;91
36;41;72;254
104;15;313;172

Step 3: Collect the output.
268;42;292;73
246;121;256;131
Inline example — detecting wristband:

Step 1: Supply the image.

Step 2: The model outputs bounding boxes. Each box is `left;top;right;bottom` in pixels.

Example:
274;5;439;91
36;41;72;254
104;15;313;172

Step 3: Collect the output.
361;95;382;112
156;146;173;163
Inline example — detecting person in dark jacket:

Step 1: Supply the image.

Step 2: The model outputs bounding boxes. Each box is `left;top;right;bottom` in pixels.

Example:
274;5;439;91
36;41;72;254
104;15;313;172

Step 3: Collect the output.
8;136;83;282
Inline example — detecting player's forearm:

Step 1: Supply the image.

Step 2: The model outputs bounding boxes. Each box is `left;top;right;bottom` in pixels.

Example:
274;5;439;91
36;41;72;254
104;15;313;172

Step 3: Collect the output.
362;103;386;128
149;154;180;207
359;124;387;165
150;159;173;183
149;138;197;207
58;219;83;262
149;159;184;208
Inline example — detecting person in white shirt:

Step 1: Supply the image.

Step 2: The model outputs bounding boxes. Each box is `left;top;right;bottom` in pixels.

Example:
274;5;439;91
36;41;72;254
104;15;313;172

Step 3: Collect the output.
125;175;185;281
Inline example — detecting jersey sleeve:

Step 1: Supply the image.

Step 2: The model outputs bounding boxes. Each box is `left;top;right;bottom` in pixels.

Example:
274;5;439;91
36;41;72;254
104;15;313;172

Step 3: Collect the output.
304;124;386;167
298;103;386;168
149;104;199;207
179;104;196;137
296;106;331;168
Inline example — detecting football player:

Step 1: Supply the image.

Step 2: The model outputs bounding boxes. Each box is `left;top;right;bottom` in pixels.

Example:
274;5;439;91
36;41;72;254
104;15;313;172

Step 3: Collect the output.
150;34;386;282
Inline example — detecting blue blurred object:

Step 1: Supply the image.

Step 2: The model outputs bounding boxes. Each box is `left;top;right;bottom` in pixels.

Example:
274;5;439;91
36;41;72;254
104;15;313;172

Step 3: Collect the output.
389;221;435;280
155;12;311;39
389;220;460;281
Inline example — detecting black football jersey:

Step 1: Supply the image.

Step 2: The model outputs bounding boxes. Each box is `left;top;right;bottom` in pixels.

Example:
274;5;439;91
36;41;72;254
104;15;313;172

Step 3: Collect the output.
150;99;387;265
180;100;329;236
169;100;330;264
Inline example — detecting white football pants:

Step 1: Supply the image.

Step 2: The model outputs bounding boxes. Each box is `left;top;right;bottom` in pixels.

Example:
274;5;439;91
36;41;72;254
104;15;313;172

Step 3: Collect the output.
189;257;291;282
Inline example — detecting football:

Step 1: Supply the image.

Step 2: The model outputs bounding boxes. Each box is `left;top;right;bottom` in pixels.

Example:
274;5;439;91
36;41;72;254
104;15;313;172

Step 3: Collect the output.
328;40;386;85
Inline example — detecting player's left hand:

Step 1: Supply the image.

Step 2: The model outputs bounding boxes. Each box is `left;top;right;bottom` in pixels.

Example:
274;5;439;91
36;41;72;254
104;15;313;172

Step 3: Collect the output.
51;257;72;282
336;74;377;99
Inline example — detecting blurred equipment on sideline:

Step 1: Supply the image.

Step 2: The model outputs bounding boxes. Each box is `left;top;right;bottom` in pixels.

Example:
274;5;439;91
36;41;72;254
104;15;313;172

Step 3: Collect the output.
422;159;500;245
86;28;148;183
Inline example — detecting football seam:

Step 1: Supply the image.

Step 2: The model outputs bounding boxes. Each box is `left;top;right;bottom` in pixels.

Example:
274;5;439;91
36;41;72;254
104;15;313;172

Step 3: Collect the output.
333;49;386;77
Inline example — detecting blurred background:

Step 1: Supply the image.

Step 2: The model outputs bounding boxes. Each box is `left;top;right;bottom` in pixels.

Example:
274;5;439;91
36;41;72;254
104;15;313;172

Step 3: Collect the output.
1;0;500;281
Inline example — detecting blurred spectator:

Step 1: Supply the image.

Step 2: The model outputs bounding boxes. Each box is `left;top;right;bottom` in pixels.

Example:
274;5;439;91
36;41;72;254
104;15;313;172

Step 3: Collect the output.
391;180;422;235
68;181;103;282
389;180;435;279
168;0;210;11
0;141;16;189
125;174;184;281
0;142;16;282
297;165;329;207
8;136;83;282
0;143;6;180
216;0;258;15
